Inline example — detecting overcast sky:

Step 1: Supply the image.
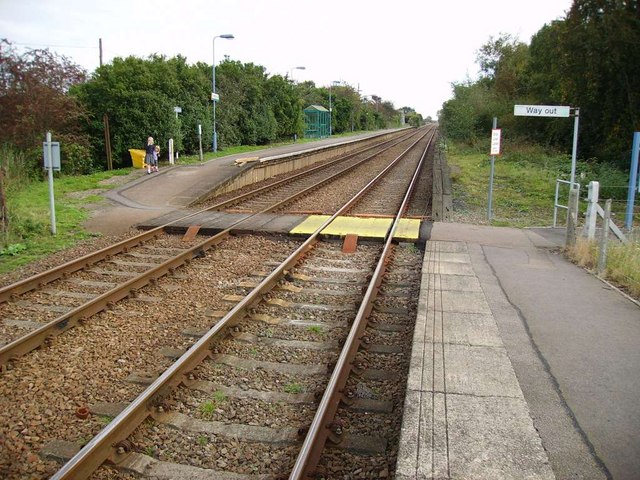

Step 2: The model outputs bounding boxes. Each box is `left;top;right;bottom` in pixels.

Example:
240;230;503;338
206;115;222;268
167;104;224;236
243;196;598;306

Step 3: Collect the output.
1;0;572;118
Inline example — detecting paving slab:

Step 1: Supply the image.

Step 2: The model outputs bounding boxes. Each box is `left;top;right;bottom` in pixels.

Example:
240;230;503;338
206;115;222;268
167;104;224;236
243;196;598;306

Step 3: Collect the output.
426;274;483;292
439;290;492;315
397;239;553;479
446;395;554;480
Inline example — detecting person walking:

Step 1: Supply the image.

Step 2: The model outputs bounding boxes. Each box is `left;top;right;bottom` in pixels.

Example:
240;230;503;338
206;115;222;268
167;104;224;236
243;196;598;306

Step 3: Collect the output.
144;136;156;174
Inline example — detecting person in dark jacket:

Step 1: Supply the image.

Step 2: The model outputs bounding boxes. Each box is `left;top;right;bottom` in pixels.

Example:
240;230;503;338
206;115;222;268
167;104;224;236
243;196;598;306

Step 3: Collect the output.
145;136;156;174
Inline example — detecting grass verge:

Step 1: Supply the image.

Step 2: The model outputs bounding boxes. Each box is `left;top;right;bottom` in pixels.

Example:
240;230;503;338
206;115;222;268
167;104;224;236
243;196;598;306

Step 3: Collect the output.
567;236;640;300
446;141;631;227
0;167;135;274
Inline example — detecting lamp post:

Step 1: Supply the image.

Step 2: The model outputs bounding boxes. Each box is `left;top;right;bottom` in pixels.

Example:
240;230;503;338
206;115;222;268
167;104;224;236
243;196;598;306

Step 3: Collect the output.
212;33;234;152
289;66;305;81
328;80;339;136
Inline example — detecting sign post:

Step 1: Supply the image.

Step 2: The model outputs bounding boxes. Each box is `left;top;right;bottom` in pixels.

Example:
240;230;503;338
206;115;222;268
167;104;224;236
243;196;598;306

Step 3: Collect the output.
625;132;640;231
487;118;500;222
43;132;60;235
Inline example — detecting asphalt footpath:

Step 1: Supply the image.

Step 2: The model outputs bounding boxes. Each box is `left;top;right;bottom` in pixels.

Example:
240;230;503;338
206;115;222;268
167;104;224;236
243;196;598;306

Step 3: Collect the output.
397;223;639;480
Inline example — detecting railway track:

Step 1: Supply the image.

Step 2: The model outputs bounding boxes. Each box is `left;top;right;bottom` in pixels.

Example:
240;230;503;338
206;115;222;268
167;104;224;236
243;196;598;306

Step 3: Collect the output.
0;128;422;368
1;126;436;479
199;128;423;213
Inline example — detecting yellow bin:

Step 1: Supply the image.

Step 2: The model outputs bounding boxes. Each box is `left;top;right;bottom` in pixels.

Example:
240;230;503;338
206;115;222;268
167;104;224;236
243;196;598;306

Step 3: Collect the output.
128;149;146;169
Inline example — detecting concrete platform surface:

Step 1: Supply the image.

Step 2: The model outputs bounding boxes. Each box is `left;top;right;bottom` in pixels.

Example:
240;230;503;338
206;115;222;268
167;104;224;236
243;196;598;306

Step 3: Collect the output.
397;223;640;479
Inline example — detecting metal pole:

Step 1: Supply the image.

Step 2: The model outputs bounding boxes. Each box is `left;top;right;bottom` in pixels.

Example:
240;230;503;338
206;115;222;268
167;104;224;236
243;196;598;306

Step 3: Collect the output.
212;37;217;153
625;132;639;230
553;180;560;227
487;117;497;222
46;132;56;235
570;108;580;188
211;34;234;152
329;84;332;136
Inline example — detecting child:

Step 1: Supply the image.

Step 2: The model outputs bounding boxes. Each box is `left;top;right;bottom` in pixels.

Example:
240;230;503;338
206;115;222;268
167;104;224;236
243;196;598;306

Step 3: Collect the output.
153;145;160;172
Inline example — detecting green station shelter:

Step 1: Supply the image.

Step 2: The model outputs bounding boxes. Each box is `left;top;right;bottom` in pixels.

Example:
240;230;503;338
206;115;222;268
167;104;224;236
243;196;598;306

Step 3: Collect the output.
304;105;330;138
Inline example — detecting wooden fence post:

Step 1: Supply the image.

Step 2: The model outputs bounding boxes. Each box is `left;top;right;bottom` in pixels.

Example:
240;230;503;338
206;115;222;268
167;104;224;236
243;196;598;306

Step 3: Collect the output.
597;199;612;275
565;185;580;249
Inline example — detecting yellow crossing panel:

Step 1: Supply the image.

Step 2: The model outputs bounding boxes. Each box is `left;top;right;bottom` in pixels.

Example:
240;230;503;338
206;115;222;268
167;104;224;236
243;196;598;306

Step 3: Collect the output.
290;215;420;240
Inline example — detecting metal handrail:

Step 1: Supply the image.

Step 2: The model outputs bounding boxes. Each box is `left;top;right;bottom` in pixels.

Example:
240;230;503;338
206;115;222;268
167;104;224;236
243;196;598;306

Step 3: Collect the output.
553;179;580;227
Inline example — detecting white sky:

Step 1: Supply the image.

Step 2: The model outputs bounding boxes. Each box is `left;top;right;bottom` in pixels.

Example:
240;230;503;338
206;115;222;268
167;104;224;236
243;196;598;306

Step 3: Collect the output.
0;0;572;119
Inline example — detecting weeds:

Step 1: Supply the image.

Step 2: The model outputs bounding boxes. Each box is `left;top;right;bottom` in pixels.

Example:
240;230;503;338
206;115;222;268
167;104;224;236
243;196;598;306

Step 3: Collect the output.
199;390;227;419
284;383;303;394
98;415;113;425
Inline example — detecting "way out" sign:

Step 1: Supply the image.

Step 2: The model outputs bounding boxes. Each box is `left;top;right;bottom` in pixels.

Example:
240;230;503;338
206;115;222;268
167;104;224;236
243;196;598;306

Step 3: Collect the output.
514;105;571;118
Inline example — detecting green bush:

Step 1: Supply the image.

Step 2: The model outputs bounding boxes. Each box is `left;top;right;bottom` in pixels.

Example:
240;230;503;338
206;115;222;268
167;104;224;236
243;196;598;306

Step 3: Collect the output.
62;143;95;175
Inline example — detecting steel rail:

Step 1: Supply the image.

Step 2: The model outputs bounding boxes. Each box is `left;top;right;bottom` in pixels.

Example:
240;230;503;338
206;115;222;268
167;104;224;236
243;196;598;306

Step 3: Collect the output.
289;127;437;479
203;129;419;211
0;129;423;367
51;126;433;480
0;130;414;304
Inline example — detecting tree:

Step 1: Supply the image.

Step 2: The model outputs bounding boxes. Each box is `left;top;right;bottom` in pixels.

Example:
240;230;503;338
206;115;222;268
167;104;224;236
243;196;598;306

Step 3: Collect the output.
73;55;205;166
0;39;90;171
558;0;640;165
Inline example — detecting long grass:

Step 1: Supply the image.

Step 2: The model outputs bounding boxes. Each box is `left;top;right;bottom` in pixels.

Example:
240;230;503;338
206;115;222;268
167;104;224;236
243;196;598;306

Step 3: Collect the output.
0;146;133;273
567;236;640;300
447;142;571;226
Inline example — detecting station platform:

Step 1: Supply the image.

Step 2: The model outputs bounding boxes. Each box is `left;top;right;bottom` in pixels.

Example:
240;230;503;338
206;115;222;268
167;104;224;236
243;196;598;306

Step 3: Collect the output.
397;223;640;480
86;137;640;479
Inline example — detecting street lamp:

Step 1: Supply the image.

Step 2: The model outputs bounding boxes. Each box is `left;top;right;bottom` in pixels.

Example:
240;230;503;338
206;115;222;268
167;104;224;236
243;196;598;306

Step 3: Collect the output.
212;33;234;152
289;66;305;81
328;80;339;136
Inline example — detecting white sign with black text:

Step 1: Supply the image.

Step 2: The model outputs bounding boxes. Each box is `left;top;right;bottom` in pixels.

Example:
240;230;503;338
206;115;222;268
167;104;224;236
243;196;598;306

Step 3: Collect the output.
514;105;571;118
490;128;501;156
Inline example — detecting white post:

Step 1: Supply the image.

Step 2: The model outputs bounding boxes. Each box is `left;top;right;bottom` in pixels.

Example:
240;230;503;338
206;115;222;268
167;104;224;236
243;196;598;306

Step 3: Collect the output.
597;199;612;275
46;132;57;235
565;185;579;248
168;138;174;165
584;181;599;240
198;124;203;163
